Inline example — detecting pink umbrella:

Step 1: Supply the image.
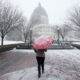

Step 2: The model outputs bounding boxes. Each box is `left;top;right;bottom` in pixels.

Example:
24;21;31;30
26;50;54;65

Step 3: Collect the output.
32;36;53;50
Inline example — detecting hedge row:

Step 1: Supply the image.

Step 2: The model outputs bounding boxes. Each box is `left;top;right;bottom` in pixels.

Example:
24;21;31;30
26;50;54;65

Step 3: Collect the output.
72;44;80;49
0;43;25;53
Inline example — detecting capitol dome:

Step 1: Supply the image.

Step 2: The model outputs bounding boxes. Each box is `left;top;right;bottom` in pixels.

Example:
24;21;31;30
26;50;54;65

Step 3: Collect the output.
29;3;48;27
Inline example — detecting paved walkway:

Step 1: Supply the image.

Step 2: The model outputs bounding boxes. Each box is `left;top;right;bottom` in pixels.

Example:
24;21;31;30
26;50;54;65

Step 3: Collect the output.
0;49;37;76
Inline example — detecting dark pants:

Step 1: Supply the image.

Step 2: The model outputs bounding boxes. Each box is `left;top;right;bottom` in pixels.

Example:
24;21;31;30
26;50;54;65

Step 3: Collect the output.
36;57;45;78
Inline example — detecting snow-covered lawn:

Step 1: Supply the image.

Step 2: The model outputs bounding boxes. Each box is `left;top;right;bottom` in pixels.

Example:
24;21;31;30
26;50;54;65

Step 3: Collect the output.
72;42;80;45
0;41;24;45
0;49;80;80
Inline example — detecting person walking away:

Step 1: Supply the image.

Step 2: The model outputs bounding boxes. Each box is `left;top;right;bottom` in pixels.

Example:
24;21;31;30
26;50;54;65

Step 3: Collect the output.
34;49;47;78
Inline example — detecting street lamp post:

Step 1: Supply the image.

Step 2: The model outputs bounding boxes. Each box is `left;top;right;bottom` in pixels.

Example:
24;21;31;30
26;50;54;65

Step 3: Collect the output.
57;28;60;44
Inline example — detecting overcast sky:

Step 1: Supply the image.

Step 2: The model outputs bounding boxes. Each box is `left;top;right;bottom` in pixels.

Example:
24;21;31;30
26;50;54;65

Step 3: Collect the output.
8;0;80;25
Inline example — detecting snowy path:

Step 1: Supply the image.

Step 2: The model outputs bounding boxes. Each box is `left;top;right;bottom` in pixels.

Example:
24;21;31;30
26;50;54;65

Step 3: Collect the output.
0;49;80;80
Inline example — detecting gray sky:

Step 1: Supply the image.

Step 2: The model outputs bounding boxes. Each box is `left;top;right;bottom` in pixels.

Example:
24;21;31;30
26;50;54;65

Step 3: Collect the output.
8;0;80;24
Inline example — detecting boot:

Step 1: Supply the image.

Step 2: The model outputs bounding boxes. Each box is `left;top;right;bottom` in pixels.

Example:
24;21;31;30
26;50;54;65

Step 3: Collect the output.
38;73;41;78
42;69;44;74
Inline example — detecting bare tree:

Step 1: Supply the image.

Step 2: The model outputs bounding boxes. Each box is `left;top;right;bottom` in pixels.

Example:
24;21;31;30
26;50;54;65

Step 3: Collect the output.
0;2;24;45
69;7;80;30
21;19;30;43
60;24;73;41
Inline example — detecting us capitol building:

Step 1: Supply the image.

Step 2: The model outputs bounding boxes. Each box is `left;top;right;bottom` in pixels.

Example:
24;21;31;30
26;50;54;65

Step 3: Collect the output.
29;3;58;41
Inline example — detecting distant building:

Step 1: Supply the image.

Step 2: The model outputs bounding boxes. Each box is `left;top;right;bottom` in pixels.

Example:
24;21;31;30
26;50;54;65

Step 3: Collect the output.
29;3;50;41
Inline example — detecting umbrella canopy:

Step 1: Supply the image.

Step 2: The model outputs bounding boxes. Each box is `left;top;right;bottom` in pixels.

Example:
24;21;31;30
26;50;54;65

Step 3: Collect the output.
32;36;53;50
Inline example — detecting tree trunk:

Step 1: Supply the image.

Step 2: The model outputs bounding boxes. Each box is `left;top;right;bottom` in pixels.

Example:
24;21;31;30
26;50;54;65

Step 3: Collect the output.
30;30;32;44
24;38;26;43
1;36;4;46
62;37;64;42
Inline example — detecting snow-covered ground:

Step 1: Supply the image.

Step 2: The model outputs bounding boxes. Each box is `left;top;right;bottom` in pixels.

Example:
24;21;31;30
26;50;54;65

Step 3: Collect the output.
72;42;80;45
0;40;80;45
0;41;24;45
0;49;80;80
